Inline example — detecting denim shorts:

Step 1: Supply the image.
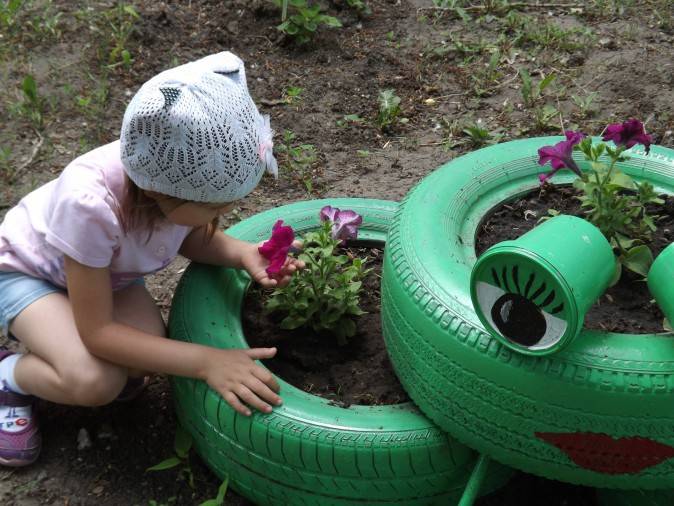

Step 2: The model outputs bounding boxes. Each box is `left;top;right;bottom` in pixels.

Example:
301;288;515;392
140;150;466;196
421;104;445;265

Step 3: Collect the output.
0;270;144;338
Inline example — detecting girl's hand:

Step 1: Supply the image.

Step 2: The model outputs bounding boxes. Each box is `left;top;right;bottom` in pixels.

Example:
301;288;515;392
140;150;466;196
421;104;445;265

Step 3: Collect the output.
203;347;282;416
242;240;305;288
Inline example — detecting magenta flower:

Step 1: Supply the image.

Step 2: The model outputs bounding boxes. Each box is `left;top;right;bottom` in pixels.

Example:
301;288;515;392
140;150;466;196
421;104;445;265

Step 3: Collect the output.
602;119;652;153
258;220;295;278
537;130;586;183
319;206;363;244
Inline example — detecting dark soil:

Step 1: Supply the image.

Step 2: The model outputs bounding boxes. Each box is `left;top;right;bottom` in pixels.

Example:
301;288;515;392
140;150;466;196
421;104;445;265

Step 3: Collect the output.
3;0;674;504
475;185;674;334
244;246;410;407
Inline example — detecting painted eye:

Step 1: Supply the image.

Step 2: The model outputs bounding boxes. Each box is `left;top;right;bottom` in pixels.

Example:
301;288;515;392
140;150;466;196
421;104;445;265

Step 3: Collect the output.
475;265;567;351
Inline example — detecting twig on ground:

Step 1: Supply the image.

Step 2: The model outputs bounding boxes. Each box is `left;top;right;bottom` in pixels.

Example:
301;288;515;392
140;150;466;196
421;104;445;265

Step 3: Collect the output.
13;129;44;181
259;98;289;107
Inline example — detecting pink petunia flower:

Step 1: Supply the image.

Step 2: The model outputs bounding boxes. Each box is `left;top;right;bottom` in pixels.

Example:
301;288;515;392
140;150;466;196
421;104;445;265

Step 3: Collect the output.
602;119;652;154
258;220;295;278
319;206;363;245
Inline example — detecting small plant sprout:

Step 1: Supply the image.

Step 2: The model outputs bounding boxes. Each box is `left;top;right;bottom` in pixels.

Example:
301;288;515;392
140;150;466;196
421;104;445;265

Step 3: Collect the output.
462;122;503;147
571;92;598;118
519;69;560;132
146;425;229;506
283;86;303;104
265;206;370;345
276;0;342;45
336;114;364;127
276;130;319;194
0;147;13;183
538;120;661;277
15;74;46;129
377;89;407;131
519;69;556;108
346;0;371;16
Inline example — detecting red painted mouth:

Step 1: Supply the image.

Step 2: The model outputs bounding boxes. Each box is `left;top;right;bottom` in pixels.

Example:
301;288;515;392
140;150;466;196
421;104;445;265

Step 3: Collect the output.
536;432;674;475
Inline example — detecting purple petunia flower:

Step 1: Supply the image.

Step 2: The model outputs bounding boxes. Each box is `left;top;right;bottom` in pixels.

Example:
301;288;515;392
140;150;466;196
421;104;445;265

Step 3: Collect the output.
537;130;586;184
319;206;363;245
258;220;295;278
319;205;339;223
602;119;652;154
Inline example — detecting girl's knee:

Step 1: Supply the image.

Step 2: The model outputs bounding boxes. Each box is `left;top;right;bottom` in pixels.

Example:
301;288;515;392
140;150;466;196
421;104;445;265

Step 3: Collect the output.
63;361;127;406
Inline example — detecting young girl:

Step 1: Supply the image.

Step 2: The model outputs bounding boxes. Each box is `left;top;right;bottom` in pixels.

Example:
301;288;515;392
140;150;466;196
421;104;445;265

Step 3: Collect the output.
0;52;302;467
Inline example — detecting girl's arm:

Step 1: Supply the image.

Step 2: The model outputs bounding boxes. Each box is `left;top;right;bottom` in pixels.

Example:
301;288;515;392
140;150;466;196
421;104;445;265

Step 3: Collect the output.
64;256;281;416
179;226;304;288
179;226;252;269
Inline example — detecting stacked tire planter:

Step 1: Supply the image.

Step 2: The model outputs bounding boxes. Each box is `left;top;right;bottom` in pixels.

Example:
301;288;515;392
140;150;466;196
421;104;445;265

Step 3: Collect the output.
168;198;511;506
381;138;674;503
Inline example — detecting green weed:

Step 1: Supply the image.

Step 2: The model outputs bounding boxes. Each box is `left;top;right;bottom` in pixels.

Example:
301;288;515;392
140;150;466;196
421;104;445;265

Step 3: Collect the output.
505;11;594;52
571;92;598;118
376;89;406;130
146;425;228;506
470;50;502;97
12;75;47;129
462;122;503;147
346;0;370;16
0;146;14;184
276;130;319;194
0;0;62;45
283;86;303;104
275;0;342;44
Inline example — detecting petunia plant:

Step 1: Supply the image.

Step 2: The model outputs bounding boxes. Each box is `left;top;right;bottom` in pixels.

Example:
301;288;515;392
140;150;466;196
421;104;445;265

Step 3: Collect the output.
538;119;662;277
264;206;370;345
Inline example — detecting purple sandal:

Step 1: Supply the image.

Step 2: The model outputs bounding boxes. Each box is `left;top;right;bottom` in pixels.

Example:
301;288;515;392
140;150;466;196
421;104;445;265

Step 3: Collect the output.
0;351;40;467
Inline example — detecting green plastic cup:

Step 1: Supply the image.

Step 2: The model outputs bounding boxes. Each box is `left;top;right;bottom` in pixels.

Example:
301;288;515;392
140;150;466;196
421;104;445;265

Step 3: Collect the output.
647;243;674;328
470;215;615;356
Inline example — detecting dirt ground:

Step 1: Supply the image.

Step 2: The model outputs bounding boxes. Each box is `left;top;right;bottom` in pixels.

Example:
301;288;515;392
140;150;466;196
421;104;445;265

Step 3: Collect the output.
1;0;674;504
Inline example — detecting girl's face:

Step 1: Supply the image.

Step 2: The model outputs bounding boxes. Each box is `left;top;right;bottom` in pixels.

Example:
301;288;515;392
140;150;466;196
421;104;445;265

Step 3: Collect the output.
146;191;236;227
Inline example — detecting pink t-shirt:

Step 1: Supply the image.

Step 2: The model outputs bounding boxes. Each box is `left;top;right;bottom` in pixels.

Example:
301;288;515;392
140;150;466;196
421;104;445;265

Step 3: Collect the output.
0;141;193;290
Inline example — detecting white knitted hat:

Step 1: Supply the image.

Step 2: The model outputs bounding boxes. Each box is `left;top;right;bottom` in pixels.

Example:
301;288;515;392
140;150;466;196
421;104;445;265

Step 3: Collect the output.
120;52;277;203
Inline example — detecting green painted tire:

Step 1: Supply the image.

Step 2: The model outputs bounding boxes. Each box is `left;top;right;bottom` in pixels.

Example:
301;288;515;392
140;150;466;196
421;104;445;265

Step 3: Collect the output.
168;198;511;506
382;138;674;489
597;489;674;506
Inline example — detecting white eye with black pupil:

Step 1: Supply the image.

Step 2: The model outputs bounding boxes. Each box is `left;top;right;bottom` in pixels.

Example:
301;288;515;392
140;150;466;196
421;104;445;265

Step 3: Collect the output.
475;279;567;351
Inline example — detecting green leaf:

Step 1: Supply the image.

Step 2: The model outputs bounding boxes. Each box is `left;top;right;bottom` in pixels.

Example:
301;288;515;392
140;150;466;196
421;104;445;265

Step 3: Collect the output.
321;15;342;27
146;456;182;471
538;73;556;92
281;314;307;329
519;68;532;104
621;245;653;277
607;170;635;190
342;318;357;337
174;425;192;459
22;74;38;103
198;476;229;506
123;5;139;18
615;234;637;250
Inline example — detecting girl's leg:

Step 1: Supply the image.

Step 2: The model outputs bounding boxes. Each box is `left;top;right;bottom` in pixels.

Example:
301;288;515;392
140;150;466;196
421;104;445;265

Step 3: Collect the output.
9;283;165;406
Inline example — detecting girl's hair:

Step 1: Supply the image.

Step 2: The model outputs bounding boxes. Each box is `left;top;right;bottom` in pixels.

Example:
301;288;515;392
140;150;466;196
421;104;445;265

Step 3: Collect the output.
120;175;219;242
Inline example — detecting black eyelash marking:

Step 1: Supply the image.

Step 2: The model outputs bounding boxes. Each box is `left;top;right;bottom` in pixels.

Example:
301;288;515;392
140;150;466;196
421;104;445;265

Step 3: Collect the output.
530;282;547;301
501;267;511;292
491;268;501;288
551;303;564;314
524;272;534;298
540;290;556;309
512;265;521;295
490;263;564;315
